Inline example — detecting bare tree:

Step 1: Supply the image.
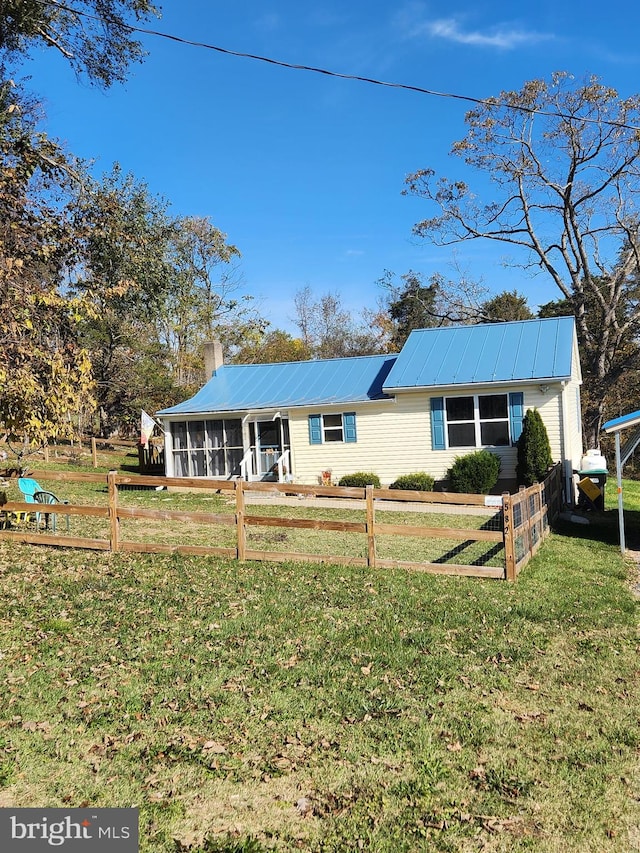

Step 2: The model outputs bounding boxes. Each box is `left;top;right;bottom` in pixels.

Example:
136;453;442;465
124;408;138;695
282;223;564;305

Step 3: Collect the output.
291;286;384;358
405;73;640;445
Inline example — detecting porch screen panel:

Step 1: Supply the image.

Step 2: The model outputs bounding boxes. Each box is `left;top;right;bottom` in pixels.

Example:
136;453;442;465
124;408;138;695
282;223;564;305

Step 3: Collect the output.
206;420;225;476
281;419;291;447
189;421;206;476
225;419;242;447
174;449;189;477
207;420;224;448
171;423;189;476
224;419;243;478
172;422;188;449
226;448;243;477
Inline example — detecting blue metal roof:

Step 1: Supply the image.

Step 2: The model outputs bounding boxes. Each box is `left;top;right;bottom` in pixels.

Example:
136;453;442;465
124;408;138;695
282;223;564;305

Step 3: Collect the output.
383;316;576;390
158;354;397;416
603;409;640;434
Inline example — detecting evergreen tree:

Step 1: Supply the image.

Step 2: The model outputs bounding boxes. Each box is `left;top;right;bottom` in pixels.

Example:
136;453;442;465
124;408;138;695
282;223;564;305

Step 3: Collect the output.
516;409;553;486
479;290;533;323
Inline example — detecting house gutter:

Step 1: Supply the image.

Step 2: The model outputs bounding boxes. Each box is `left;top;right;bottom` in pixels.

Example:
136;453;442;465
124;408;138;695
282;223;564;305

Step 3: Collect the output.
382;377;569;395
158;398;397;420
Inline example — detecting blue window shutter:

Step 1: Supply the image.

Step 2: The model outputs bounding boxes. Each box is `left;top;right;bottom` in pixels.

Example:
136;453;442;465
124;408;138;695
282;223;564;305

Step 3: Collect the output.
344;412;357;443
509;392;524;444
308;414;322;445
430;397;445;450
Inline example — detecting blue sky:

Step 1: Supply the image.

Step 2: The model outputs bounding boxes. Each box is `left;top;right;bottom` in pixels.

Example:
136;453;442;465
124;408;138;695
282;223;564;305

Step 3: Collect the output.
20;1;640;332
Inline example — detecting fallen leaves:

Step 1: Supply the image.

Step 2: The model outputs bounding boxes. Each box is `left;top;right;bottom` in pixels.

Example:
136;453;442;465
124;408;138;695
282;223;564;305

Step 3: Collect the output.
20;720;51;733
295;796;313;817
202;740;226;755
514;711;546;724
421;808;525;835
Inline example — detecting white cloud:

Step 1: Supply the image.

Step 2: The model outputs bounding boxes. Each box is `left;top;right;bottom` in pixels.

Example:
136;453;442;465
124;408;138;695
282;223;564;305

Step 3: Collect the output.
422;17;553;50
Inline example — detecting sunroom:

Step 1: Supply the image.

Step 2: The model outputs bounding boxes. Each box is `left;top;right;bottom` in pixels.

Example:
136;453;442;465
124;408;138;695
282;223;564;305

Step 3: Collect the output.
165;412;291;482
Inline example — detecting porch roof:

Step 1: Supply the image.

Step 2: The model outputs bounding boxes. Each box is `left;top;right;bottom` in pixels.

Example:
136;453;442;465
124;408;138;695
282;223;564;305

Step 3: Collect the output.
157;354;397;416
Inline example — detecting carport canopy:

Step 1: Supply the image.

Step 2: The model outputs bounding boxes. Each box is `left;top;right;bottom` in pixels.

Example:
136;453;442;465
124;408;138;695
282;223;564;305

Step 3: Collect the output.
602;408;640;554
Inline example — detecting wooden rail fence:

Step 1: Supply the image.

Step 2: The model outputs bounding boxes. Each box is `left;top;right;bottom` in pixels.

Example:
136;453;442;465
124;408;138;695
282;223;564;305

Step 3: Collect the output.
504;462;563;579
0;464;563;581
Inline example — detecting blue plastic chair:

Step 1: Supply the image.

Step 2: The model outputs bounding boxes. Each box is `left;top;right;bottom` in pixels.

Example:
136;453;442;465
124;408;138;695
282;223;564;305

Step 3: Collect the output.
17;478;69;532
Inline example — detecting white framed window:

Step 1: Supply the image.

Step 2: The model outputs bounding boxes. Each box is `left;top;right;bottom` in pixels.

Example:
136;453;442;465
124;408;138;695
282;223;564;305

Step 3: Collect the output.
323;414;344;442
308;412;357;444
445;394;511;448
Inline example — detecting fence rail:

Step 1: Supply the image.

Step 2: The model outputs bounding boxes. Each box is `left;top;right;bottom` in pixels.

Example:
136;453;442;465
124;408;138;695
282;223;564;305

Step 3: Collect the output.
503;463;564;580
0;464;563;580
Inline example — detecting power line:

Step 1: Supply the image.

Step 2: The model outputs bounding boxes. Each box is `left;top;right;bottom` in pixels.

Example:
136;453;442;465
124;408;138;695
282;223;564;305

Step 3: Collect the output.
43;1;640;133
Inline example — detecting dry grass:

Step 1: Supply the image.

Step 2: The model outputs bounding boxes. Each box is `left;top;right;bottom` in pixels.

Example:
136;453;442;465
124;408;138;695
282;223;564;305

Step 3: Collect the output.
0;451;638;851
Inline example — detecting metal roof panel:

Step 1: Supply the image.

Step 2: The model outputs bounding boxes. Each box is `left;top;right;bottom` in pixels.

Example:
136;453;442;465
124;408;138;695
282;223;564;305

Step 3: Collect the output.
158;318;577;417
158;354;397;416
384;316;576;389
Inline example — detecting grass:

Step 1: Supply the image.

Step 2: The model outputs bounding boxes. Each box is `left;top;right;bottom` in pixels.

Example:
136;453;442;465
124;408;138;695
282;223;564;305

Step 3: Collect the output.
3;454;506;568
0;449;638;851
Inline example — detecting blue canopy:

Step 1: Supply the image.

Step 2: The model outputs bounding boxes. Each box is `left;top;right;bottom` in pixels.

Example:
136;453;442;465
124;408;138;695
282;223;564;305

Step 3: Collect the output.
602;408;640;554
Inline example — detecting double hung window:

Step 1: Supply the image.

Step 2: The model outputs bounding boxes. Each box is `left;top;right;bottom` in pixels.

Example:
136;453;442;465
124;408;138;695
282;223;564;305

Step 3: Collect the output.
432;393;521;450
446;394;510;448
308;412;357;444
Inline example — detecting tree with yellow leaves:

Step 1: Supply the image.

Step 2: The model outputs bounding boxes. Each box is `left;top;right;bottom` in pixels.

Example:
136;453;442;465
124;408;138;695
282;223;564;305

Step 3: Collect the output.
0;83;95;457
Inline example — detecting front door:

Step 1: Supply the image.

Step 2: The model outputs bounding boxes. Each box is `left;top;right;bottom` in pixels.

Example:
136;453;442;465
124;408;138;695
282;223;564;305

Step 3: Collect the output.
249;417;290;480
257;420;280;477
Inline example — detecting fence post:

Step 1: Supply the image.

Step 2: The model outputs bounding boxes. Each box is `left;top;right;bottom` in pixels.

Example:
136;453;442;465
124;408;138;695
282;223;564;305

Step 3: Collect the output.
92;437;98;469
518;485;530;560
235;479;246;561
536;482;544;541
553;464;563;519
366;485;376;569
502;491;516;581
107;470;119;552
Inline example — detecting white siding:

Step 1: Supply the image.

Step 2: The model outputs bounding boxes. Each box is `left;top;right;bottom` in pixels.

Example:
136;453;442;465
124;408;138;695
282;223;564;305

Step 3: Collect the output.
288;385;569;486
564;336;584;470
532;389;563;460
290;401;426;486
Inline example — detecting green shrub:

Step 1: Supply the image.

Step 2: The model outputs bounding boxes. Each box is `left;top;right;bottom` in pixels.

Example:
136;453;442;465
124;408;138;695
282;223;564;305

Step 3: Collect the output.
338;472;381;488
389;472;435;492
516;408;553;486
447;451;501;494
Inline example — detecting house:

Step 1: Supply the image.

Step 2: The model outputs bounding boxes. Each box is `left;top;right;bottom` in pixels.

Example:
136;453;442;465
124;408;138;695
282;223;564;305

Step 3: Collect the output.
157;316;583;497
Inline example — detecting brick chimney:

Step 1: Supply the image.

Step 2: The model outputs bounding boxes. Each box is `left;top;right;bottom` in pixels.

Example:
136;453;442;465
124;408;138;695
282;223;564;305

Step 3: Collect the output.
203;340;224;380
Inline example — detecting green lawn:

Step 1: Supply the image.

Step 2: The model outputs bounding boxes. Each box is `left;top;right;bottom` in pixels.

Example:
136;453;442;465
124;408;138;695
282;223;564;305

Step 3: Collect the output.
2;462;506;568
0;453;638;851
